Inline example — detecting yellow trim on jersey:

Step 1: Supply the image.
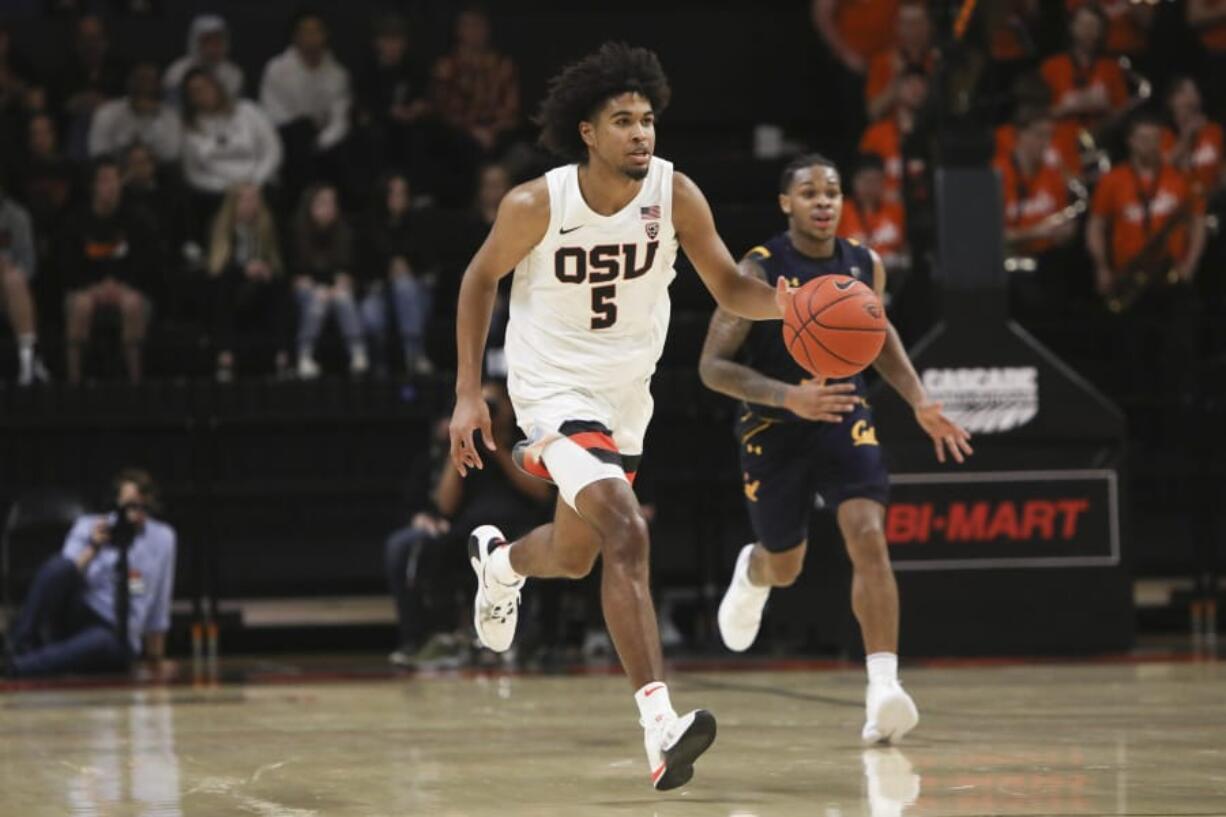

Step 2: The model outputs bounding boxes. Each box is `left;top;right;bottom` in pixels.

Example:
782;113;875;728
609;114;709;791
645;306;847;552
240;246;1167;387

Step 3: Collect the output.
745;245;771;260
739;418;775;445
744;478;761;503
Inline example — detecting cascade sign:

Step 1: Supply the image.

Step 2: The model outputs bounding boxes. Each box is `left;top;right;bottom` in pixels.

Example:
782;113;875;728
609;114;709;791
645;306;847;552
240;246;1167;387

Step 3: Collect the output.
920;366;1038;434
886;470;1119;570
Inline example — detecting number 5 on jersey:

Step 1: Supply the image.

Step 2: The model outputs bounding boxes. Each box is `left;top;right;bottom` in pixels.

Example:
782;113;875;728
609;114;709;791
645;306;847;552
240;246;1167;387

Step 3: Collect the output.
554;242;659;329
591;285;617;328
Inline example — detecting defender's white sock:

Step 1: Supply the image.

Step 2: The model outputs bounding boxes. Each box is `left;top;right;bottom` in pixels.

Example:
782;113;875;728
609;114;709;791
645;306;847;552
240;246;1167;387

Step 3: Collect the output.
738;545;771;592
17;334;34;376
867;652;899;686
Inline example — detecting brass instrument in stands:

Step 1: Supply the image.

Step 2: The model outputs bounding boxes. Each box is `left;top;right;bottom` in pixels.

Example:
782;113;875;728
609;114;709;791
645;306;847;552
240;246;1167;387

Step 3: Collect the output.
1104;198;1194;313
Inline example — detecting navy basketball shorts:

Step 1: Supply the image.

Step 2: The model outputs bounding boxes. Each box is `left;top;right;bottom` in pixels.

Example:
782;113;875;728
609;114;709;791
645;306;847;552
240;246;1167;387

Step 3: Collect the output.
734;402;890;553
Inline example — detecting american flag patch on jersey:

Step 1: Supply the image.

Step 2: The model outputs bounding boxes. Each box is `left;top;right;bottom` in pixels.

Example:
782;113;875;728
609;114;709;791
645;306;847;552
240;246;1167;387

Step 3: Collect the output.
640;205;661;219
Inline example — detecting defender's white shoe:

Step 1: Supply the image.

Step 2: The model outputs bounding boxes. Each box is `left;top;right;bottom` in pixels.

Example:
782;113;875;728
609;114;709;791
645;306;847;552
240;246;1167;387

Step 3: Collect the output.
717;544;770;652
643;709;717;790
468;525;523;652
861;682;919;744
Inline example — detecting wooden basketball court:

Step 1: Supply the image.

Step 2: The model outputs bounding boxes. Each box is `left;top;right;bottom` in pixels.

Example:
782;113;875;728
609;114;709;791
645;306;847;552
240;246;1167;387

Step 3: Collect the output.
2;660;1223;816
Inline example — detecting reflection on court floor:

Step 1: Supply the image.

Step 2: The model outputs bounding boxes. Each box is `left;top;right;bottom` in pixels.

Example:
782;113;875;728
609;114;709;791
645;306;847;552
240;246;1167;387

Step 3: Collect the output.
1;661;1222;816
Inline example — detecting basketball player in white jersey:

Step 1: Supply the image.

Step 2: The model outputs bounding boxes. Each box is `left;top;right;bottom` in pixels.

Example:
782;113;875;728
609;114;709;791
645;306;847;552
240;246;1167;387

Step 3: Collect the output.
449;43;788;790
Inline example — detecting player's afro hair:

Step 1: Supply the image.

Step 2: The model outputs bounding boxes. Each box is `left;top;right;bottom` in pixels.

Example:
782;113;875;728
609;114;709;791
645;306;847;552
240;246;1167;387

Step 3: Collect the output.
536;42;671;162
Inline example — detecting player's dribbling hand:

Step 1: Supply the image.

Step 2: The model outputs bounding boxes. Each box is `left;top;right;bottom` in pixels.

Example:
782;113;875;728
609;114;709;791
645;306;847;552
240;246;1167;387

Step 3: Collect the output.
774;276;794;318
783;380;859;422
914;401;974;464
449;392;495;476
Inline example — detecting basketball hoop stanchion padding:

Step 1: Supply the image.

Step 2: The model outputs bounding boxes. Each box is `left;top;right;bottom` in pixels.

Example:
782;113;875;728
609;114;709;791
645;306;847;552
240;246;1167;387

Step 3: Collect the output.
861;168;1132;656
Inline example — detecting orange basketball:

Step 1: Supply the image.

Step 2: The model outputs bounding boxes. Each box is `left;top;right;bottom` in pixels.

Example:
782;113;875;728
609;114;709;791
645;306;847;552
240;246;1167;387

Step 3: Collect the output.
782;275;887;378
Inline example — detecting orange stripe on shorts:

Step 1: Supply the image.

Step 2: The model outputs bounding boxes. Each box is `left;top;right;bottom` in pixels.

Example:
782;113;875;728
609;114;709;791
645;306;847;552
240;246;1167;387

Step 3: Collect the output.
569;431;618;452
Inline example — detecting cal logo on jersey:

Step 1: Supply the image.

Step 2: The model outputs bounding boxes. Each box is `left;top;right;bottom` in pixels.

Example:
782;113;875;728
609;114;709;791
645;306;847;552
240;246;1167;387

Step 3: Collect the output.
852;419;878;446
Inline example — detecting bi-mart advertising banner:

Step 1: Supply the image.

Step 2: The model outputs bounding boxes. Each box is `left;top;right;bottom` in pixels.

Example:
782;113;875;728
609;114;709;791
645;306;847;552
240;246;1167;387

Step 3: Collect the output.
861;320;1132;654
885;470;1120;571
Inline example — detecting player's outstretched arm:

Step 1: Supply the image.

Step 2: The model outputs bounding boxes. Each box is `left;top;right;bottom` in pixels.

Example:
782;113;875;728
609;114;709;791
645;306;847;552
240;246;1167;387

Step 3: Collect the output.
699;258;858;422
673;172;789;320
866;251;974;464
449;179;549;476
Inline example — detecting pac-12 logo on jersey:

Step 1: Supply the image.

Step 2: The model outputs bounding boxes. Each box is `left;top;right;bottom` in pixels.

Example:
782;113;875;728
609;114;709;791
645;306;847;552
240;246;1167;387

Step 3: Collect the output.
645;222;659;240
554;242;659;330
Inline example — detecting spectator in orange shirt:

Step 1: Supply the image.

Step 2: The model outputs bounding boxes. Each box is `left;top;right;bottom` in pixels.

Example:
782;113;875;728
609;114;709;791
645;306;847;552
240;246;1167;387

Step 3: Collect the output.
859;66;929;205
812;0;899;156
865;2;938;121
1041;4;1132;171
996;120;1079;180
1088;115;1207;301
1065;0;1154;61
994;74;1079;177
1161;76;1224;201
996;108;1076;257
1089;114;1206;402
812;0;899;76
839;154;907;273
995;107;1078;311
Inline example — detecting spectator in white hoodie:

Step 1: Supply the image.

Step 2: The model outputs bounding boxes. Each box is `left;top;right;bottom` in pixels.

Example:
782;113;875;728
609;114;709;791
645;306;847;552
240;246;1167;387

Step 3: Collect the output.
260;12;351;202
163;14;244;106
181;67;281;238
88;62;182;164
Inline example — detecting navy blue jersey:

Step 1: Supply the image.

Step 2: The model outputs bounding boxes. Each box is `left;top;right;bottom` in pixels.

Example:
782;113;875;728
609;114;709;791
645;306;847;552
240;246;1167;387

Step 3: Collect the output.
739;233;877;421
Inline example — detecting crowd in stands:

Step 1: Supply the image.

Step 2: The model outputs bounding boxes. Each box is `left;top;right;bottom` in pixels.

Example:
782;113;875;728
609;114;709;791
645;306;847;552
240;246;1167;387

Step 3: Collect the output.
0;6;527;385
816;0;1225;408
0;2;1221;395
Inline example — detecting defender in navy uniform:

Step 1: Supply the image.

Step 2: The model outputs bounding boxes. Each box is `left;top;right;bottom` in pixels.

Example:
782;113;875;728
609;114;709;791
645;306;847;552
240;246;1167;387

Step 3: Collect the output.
699;154;973;744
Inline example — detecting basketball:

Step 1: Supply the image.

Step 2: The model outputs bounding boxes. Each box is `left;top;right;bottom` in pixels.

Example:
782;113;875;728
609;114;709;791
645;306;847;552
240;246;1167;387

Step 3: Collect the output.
782;275;887;379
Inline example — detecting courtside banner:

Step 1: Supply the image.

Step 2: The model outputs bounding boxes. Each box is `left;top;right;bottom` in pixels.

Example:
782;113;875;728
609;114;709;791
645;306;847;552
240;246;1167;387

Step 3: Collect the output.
886;470;1119;571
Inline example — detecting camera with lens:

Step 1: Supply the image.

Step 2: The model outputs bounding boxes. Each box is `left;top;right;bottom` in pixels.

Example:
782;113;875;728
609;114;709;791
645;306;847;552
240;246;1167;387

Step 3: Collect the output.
107;501;146;549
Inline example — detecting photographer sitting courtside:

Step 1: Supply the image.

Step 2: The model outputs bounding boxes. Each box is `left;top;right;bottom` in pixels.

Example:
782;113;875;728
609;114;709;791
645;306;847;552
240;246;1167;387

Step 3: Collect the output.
4;470;176;678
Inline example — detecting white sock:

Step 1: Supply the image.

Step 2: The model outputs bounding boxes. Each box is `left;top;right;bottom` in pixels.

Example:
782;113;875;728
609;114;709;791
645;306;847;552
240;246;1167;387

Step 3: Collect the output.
487;542;524;588
866;652;899;686
17;334;34;374
635;681;677;728
739;545;770;592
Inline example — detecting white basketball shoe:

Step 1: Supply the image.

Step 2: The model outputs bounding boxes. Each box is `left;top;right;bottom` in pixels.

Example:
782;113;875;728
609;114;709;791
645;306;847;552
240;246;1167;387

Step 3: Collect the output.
643;708;718;790
717;544;771;651
861;682;919;744
468;525;523;652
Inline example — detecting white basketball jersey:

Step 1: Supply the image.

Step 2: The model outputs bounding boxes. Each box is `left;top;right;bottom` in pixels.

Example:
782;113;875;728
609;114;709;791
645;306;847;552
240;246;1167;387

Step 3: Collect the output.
505;157;678;393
